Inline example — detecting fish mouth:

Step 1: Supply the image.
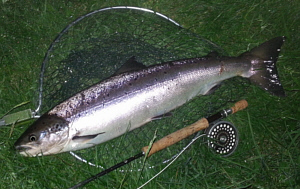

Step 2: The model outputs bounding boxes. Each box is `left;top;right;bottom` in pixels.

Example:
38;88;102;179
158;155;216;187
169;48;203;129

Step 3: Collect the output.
15;145;32;152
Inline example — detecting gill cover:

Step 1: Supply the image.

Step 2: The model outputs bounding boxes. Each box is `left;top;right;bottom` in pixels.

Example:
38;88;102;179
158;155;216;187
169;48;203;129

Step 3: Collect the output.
14;114;69;156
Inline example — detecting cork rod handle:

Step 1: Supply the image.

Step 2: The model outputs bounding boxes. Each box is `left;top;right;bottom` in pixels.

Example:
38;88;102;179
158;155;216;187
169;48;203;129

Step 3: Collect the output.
141;100;248;157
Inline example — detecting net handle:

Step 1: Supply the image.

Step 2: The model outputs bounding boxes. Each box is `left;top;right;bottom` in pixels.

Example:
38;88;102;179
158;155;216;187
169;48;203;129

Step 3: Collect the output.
142;100;248;157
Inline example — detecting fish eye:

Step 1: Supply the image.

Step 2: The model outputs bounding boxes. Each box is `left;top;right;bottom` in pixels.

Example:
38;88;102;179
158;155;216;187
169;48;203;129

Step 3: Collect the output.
29;134;37;142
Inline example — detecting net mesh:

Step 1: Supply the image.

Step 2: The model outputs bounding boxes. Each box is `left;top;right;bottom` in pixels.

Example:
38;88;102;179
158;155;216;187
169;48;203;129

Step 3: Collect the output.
37;7;249;171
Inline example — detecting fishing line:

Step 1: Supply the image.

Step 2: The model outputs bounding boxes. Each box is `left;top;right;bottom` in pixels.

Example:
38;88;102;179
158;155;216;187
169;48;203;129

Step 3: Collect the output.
69;129;168;172
137;134;206;189
69;151;104;169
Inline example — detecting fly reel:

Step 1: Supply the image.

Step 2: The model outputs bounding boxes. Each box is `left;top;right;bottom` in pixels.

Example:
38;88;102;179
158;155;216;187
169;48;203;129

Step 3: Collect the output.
205;121;239;157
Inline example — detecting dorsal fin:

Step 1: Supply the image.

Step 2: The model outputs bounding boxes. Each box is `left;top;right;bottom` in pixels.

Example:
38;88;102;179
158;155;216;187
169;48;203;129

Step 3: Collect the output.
113;56;147;76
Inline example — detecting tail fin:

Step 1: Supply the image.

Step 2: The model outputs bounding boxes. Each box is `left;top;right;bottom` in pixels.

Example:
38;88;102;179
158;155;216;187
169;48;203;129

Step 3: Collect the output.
240;36;286;97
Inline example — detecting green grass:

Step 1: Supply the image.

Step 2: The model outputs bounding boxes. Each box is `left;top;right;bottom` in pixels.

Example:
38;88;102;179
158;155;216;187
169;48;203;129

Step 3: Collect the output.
1;0;299;188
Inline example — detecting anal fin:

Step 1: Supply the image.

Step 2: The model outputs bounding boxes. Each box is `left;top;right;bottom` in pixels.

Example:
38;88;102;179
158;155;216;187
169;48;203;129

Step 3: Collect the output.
151;112;173;120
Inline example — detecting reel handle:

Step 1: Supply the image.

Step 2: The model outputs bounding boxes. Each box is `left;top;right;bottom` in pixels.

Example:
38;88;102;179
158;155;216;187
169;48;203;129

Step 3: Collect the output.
141;99;248;157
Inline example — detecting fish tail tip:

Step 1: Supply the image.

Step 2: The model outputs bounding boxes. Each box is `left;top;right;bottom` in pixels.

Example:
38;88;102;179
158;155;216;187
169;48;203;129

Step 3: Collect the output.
244;36;286;97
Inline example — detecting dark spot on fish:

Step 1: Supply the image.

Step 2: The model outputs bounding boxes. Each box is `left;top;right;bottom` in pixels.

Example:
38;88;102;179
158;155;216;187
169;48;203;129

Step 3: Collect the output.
129;83;132;86
50;123;64;132
164;71;167;74
81;93;86;106
65;110;71;117
219;61;225;75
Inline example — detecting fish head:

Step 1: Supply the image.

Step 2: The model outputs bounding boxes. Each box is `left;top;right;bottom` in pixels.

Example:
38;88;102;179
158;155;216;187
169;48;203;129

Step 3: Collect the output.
14;114;70;157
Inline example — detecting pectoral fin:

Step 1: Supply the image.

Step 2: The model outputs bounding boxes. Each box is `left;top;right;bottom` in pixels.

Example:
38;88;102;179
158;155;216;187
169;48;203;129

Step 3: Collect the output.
204;83;223;95
72;132;105;143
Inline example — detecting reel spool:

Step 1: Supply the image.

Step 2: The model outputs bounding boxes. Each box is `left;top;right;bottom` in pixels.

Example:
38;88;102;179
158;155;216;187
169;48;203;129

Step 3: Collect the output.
205;121;239;157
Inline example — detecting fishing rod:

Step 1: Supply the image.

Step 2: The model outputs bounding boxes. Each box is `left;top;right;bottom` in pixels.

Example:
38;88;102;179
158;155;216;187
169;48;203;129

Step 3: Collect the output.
68;99;248;189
